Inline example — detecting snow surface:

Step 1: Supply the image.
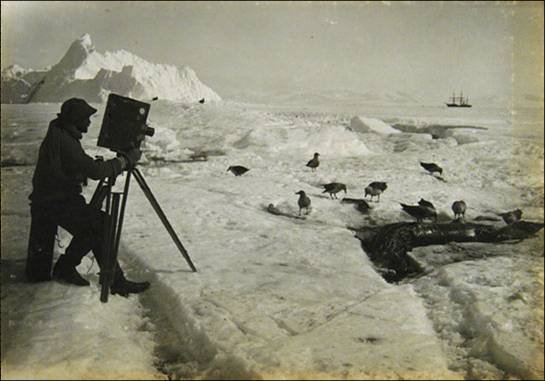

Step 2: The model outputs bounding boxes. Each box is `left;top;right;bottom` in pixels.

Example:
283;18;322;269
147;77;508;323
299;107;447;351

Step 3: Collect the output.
1;100;543;380
350;116;401;135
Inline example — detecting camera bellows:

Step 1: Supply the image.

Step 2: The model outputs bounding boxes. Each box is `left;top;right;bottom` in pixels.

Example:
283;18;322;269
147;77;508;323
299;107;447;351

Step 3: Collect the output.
98;93;152;152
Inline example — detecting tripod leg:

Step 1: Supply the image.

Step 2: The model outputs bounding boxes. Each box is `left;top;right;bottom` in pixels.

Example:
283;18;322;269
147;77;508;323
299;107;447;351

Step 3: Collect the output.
132;167;197;272
99;179;112;302
113;171;132;258
100;192;121;303
107;172;133;290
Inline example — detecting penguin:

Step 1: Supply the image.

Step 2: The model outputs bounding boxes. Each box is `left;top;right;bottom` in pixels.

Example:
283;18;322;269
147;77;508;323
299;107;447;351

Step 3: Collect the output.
341;198;371;214
322;182;347;199
418;198;436;211
357;199;371;214
420;162;443;176
227;165;249;176
295;190;311;216
306;153;320;171
400;203;437;223
497;209;523;225
452;200;467;221
364;182;387;202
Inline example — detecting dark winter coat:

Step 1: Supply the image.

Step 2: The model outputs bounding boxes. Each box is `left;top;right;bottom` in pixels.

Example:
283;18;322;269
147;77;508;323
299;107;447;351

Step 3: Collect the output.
29;118;123;204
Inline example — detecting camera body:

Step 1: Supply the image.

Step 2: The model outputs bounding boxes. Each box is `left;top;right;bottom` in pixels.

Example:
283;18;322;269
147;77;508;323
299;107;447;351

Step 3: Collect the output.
98;93;155;152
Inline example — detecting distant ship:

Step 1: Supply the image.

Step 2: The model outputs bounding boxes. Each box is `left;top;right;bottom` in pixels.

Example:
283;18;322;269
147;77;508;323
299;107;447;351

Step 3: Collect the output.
445;92;472;108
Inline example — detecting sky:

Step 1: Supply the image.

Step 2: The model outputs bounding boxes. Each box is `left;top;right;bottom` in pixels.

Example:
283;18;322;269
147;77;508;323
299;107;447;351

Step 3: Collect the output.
1;1;543;101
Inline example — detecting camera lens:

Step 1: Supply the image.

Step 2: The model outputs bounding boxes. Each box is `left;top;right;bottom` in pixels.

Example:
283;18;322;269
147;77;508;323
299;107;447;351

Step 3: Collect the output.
145;126;155;137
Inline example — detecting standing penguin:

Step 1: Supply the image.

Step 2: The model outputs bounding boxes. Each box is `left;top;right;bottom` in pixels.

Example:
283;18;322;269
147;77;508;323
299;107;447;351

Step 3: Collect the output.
364;182;388;202
322;182;347;199
452;200;467;221
306;153;320;171
295;190;311;216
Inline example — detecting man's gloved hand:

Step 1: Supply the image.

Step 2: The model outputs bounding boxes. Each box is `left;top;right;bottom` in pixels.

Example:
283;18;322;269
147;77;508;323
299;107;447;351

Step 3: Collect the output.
124;148;142;168
117;148;142;169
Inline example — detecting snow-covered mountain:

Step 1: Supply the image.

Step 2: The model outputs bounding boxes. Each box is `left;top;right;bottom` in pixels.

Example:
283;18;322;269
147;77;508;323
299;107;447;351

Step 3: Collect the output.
1;34;221;104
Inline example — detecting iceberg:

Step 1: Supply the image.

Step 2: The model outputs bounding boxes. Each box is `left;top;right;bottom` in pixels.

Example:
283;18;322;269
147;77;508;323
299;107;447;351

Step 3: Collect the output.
1;34;221;104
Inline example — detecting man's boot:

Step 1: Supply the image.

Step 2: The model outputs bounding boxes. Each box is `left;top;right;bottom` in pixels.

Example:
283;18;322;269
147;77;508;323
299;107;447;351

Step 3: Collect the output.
110;266;150;297
52;255;90;286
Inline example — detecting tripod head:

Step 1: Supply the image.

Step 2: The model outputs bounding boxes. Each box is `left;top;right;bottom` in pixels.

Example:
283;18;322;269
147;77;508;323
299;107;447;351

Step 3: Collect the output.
97;93;155;153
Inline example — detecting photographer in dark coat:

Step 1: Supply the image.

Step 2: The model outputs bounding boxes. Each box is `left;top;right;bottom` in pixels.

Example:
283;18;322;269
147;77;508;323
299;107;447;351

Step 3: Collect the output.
29;98;150;297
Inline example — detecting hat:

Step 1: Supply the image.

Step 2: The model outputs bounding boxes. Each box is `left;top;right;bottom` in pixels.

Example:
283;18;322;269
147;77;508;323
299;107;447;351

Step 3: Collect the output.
59;98;97;123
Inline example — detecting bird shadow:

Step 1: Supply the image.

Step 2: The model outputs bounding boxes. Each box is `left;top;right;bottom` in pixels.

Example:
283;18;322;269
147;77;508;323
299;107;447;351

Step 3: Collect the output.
310;193;338;200
430;174;447;183
421;172;447;183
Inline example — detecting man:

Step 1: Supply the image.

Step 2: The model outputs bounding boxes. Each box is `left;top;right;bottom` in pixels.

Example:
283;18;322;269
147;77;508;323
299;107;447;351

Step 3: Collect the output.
28;97;150;297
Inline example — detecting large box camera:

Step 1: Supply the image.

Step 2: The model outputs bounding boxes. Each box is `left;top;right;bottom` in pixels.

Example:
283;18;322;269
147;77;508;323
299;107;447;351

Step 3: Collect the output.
98;93;154;152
